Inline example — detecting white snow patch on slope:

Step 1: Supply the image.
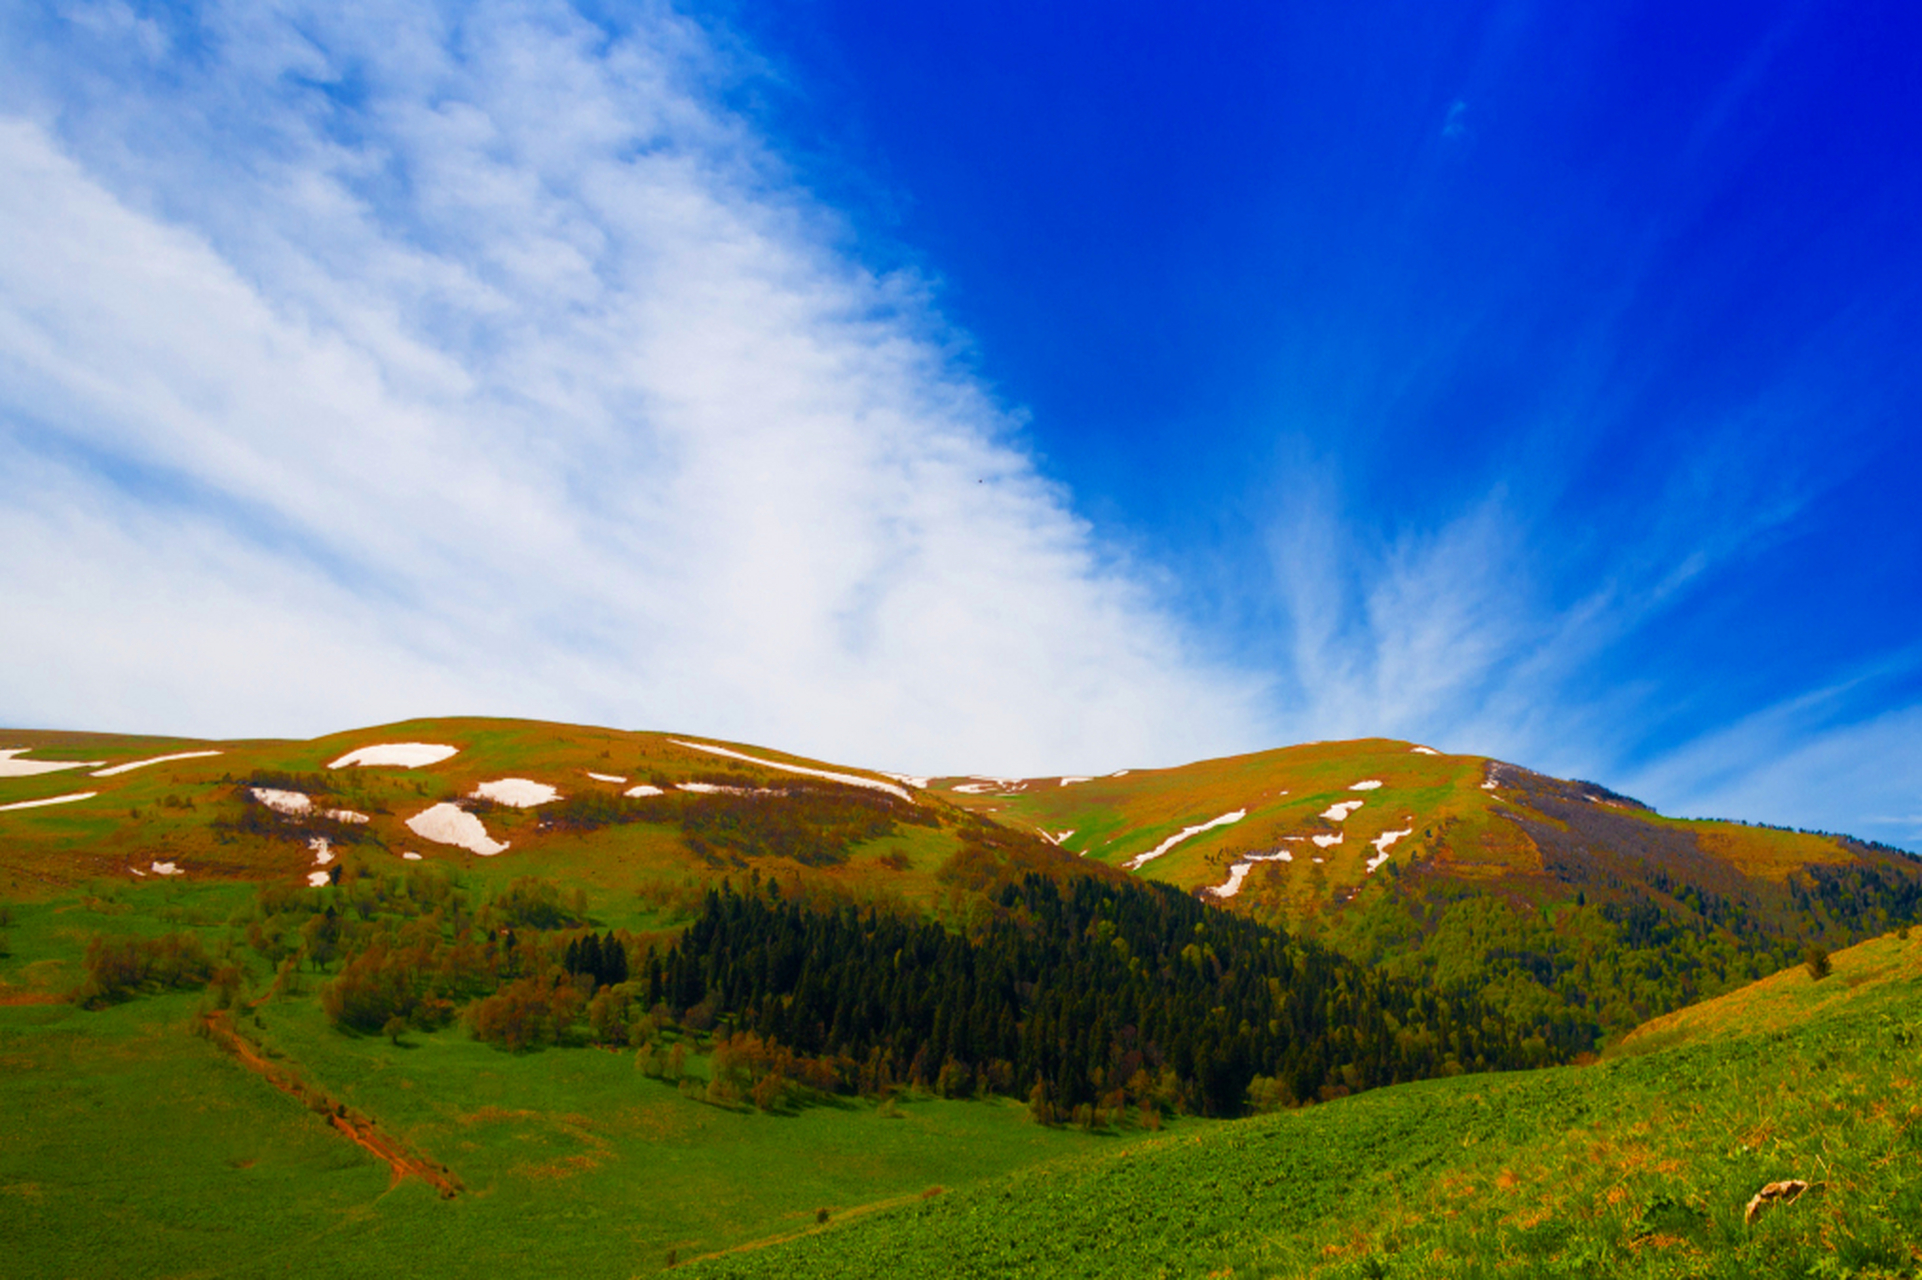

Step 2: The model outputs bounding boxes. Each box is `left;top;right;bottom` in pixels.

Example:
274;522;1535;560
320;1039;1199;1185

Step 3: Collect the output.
1349;780;1383;791
625;784;665;797
1312;832;1343;848
951;782;1000;794
1059;777;1093;786
309;837;333;865
1320;800;1365;821
670;740;914;803
1206;847;1297;899
402;851;423;860
1366;827;1413;874
1482;779;1499;791
1039;829;1076;846
587;772;627;784
328;743;459;769
677;782;745;794
472;778;560;808
252;787;311;814
1125;810;1246;871
0;749;103;777
307;870;331;887
1411;746;1439;755
0;790;97;812
1110;769;1131;777
881;772;931;789
151;860;182;876
406;803;509;856
92;750;223;777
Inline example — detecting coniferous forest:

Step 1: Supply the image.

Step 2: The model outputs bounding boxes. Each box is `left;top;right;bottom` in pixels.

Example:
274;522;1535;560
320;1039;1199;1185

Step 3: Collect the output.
647;871;1570;1116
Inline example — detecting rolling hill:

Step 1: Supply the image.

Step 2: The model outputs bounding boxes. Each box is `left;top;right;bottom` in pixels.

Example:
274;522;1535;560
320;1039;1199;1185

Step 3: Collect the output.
1;717;1917;1275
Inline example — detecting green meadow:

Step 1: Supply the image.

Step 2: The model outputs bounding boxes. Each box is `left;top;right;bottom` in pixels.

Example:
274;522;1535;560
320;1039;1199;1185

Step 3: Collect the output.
0;878;1199;1279
688;931;1922;1279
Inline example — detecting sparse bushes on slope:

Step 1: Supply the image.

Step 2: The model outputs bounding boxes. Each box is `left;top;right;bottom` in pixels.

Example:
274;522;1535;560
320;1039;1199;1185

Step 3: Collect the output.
72;931;214;1007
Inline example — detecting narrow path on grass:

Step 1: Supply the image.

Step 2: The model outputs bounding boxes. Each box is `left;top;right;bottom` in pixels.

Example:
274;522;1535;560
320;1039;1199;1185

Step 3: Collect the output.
198;1010;463;1198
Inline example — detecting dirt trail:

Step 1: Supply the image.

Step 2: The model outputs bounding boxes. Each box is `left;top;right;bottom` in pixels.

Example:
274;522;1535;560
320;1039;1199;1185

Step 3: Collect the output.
198;1010;462;1198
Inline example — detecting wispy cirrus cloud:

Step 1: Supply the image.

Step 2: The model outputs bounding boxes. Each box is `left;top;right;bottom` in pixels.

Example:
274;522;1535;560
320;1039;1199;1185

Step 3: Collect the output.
0;0;1262;775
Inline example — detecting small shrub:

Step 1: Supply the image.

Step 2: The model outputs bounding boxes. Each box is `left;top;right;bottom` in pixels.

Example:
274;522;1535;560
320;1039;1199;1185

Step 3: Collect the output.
1804;946;1833;981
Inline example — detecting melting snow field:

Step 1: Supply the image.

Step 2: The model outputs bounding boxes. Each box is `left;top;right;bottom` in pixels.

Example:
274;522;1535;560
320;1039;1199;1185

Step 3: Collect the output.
1125;810;1247;871
1059;777;1093;786
1367;827;1414;873
250;789;367;823
252;787;311;815
881;772;931;789
307;870;331;887
1312;832;1344;848
402;852;423;861
151;861;182;877
1482;779;1499;791
625;784;665;798
406;803;509;856
1206;846;1298;899
1410;746;1439;755
328;743;459;769
308;837;333;865
472;779;560;808
0;790;98;812
1320;800;1365;821
1349;780;1383;791
92;750;223;777
670;740;915;803
586;772;627;784
0;749;102;778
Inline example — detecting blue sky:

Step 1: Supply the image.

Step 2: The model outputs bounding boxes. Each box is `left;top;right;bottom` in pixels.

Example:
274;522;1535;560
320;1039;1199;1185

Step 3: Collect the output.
1;1;1918;846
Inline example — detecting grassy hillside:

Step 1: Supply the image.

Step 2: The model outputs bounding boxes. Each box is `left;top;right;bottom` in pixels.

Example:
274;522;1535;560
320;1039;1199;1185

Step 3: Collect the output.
936;742;1922;1046
4;718;1918;1277
687;928;1922;1278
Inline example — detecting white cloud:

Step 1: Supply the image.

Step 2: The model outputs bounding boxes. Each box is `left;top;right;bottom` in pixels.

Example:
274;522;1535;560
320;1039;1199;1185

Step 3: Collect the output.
0;1;1261;775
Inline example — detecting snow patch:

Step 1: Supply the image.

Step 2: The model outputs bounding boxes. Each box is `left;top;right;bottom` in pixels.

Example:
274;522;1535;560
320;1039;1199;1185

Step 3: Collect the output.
328;743;459;769
1039;829;1076;846
1366;827;1413;874
401;852;423;861
1481;779;1499;791
0;748;103;778
1058;777;1093;786
1312;833;1343;848
472;778;560;808
1206;847;1297;899
92;750;223;777
1349;780;1383;791
252;787;311;815
405;803;509;856
1125;810;1246;871
880;772;931;789
151;861;182;876
1410;746;1439;755
1110;769;1130;777
1320;800;1365;821
586;772;627;783
309;837;333;865
670;740;915;803
624;784;665;798
951;782;1000;794
329;809;369;824
307;870;331;887
677;782;745;794
0;790;97;812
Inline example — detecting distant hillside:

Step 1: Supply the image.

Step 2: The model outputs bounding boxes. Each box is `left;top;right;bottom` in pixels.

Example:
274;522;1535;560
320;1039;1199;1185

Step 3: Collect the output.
932;740;1922;1044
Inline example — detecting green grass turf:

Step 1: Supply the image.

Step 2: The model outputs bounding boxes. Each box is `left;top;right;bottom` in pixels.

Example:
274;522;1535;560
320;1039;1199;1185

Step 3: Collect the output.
685;931;1922;1279
0;878;1205;1278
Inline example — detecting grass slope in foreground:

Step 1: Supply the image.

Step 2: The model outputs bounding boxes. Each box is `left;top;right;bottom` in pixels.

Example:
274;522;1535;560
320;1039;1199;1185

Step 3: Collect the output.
688;930;1922;1279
